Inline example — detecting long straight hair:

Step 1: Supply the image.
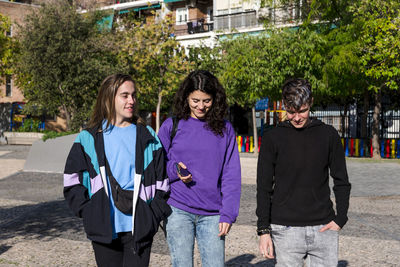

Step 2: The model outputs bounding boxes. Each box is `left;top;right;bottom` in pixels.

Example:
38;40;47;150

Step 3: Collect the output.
87;74;144;130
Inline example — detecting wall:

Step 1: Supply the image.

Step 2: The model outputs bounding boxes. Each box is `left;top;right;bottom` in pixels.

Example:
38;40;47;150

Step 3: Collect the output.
0;0;39;104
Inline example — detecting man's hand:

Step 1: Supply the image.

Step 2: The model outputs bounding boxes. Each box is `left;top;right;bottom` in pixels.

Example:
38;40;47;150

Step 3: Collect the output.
218;222;231;237
319;221;341;232
259;234;274;259
177;162;192;183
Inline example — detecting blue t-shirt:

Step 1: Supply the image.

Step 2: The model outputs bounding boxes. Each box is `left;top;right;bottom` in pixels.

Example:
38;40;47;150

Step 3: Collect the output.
103;121;136;238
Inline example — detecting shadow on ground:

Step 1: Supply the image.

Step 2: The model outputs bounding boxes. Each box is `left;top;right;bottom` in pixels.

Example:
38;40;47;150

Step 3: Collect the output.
0;200;85;242
0;199;170;255
225;254;349;266
226;254;275;266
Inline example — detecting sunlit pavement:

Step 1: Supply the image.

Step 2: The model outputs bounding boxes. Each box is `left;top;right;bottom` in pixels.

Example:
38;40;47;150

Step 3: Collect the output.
0;145;399;266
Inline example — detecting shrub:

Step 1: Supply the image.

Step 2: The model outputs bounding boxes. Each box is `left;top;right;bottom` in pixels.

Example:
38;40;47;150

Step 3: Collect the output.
42;131;77;141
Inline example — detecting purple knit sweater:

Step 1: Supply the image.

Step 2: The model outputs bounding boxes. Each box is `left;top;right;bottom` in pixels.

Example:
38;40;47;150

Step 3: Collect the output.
158;117;241;224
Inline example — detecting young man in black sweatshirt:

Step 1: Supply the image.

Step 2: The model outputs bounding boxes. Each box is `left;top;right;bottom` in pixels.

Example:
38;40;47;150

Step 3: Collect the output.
256;78;351;267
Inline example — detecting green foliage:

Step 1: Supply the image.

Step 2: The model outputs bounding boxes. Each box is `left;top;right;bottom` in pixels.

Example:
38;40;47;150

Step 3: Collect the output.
355;0;400;92
318;24;365;104
187;45;221;74
15;118;41;132
292;0;400;158
217;28;326;107
14;2;118;131
305;0;357;25
0;13;16;81
301;0;400;95
42;130;77;141
116;12;192;130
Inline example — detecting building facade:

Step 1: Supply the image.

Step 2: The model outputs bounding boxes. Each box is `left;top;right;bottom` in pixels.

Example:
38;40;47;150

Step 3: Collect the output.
0;0;300;132
0;0;40;105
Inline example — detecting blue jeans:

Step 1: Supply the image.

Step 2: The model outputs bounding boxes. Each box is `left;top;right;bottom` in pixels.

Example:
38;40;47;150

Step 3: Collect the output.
166;206;225;267
271;224;338;267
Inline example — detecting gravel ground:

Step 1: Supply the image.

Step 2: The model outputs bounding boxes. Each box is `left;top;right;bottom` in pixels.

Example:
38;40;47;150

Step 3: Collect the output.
0;145;399;266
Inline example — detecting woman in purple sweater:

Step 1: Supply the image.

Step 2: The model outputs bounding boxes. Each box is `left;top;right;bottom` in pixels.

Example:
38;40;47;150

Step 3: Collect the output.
158;70;241;267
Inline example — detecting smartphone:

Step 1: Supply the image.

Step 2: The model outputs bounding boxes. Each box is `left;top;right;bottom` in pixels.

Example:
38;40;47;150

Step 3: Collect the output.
175;163;191;176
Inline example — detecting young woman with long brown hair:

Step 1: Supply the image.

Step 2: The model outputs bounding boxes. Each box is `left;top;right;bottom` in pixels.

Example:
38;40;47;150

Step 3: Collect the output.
64;74;171;267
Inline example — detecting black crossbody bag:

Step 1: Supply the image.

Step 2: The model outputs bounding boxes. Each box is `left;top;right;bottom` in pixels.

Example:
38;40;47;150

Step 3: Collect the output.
105;158;133;214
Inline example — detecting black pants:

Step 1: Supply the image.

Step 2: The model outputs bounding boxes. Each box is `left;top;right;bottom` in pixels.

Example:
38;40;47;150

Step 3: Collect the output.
92;232;152;267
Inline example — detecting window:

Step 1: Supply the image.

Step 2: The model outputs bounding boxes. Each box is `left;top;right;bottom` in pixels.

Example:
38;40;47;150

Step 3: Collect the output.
6;75;12;97
176;7;188;25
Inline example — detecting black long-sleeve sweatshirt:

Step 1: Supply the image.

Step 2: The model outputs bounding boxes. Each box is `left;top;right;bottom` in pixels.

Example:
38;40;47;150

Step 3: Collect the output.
256;119;351;229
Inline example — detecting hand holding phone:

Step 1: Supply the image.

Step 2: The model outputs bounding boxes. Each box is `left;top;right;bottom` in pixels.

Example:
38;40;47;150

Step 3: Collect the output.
175;162;192;183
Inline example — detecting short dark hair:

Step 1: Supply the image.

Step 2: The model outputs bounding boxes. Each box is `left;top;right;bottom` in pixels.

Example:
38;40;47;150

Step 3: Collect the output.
282;78;312;110
174;70;227;136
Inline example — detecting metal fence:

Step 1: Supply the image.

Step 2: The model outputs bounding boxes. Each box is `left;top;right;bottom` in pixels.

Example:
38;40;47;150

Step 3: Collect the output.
312;105;400;139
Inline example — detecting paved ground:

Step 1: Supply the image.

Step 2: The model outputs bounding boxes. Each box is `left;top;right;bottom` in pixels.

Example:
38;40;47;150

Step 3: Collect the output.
0;145;399;266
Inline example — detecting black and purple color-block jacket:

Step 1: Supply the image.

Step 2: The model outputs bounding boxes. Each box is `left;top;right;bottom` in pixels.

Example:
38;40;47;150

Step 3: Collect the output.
63;123;171;252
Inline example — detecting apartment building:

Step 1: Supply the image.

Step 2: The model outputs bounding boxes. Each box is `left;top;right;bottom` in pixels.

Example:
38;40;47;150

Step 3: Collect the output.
169;0;303;47
0;0;301;132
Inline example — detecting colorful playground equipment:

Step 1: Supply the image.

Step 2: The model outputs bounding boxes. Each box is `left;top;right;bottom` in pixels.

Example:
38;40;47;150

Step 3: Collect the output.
237;135;400;158
340;138;400;158
236;135;262;153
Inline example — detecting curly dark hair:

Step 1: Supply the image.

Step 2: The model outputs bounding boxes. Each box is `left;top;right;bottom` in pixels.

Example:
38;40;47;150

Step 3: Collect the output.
174;70;227;136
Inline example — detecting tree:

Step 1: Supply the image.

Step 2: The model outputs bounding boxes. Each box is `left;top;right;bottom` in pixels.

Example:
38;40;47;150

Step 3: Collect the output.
355;0;400;158
117;12;191;132
217;28;325;153
262;0;400;159
0;13;16;85
14;2;117;130
306;0;400;158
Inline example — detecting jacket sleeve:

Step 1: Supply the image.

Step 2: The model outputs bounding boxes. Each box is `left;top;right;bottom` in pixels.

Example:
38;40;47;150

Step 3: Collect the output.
148;127;172;222
151;131;170;193
219;123;241;224
256;132;275;230
329;128;351;228
63;137;91;218
157;118;179;183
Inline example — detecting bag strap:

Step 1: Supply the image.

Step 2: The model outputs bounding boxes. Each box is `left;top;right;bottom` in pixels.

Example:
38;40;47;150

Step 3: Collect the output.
104;156;113;181
104;157;118;192
169;116;180;149
105;156;131;194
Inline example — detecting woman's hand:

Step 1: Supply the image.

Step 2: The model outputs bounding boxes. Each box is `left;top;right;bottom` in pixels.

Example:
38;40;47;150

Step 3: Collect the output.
177;162;192;183
218;222;231;236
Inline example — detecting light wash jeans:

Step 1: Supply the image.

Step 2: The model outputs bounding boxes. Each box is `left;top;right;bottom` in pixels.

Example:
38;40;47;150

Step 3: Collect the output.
271;224;338;267
166;206;225;267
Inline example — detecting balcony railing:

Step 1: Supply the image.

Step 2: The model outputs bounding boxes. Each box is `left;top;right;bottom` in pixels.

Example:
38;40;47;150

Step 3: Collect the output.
174;18;214;36
214;10;259;31
258;4;303;25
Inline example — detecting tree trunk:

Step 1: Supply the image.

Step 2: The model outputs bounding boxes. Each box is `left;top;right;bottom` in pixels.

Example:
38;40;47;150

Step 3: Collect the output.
340;105;347;138
252;107;258;155
156;92;162;133
360;90;369;138
62;104;71;131
371;89;381;159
